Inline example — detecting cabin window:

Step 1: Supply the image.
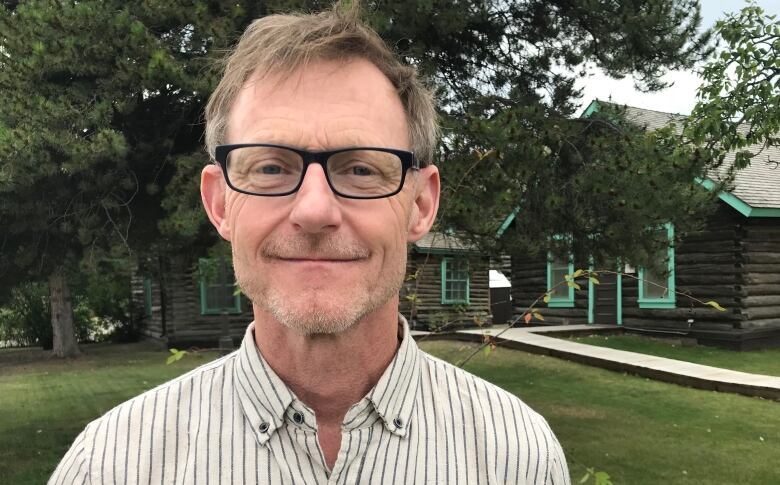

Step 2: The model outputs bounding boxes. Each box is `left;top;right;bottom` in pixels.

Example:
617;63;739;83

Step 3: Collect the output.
199;258;242;315
638;223;676;309
547;253;575;308
441;257;470;304
143;277;153;317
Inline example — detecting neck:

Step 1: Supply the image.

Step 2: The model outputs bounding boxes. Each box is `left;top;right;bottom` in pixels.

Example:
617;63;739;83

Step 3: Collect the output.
252;299;401;425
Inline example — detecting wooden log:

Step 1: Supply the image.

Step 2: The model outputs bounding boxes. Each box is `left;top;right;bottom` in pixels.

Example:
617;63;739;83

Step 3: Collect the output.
746;307;780;319
676;243;738;254
740;263;780;274
677;264;741;275
742;242;780;252
677;274;739;285
675;253;738;264
742;284;780;296
676;285;744;298
680;230;738;242
744;273;780;285
737;295;780;307
742;253;780;264
741;318;780;329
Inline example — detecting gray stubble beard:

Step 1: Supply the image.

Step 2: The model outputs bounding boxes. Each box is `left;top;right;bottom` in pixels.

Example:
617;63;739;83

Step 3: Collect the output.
233;233;407;335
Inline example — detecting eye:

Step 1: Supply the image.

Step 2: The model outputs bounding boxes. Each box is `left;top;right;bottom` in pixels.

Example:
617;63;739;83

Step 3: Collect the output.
350;165;375;176
256;164;283;174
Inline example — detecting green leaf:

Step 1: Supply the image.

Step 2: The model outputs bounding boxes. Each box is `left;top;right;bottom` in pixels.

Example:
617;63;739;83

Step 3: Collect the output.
166;349;187;365
543;293;551;304
589;276;600;285
532;310;544;321
483;345;492;357
594;471;613;485
705;300;726;312
572;269;585;278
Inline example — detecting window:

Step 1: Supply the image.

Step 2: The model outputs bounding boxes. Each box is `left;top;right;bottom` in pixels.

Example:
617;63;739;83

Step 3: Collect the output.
547;253;575;307
199;258;242;315
441;257;470;304
143;277;153;318
638;223;675;309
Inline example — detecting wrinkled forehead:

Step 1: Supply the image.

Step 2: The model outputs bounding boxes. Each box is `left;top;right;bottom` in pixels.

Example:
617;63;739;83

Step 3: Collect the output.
226;58;410;148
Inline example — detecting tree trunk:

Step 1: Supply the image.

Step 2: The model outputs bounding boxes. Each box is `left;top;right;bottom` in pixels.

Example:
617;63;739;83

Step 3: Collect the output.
50;271;80;358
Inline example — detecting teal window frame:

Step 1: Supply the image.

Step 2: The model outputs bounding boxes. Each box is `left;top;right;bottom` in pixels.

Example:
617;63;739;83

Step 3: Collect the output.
199;258;242;315
547;252;575;308
638;223;676;309
143;277;153;318
441;257;470;305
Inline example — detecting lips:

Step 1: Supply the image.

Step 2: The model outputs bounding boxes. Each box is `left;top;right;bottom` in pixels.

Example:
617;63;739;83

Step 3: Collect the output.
261;236;371;262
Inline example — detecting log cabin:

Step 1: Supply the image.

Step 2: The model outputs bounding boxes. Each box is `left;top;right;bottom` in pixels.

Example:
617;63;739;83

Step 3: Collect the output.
506;101;780;350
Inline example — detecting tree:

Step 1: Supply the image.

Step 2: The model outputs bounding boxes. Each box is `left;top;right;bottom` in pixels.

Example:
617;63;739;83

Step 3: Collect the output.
684;2;780;171
0;1;262;355
365;0;716;266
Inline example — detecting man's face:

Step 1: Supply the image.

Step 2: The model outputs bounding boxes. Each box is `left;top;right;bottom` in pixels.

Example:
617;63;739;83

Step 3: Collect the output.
201;58;439;335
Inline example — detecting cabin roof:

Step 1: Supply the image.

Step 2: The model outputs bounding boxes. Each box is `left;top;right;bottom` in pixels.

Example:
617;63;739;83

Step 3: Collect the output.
413;231;476;254
585;99;780;213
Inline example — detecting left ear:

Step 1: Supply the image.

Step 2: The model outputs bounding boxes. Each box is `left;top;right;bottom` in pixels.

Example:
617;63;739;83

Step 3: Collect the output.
407;165;440;242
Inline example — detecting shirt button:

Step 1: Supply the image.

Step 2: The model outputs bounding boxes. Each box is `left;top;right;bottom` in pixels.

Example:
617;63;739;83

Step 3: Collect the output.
393;417;403;428
259;422;269;433
293;412;304;425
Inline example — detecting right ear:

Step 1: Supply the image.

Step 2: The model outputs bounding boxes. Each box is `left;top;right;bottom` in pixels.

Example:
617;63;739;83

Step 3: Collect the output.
201;164;232;241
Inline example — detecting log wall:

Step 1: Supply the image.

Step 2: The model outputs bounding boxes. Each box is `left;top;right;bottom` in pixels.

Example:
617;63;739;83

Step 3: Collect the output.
509;202;780;348
622;204;746;334
739;217;780;331
400;251;491;330
510;254;590;325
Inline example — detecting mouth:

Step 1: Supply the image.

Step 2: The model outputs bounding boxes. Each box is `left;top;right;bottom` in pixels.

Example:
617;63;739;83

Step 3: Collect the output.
273;256;364;263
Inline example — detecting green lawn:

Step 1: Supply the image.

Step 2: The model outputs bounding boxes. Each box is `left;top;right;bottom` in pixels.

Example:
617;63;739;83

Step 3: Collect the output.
568;333;780;377
0;342;221;485
2;340;778;484
421;340;779;485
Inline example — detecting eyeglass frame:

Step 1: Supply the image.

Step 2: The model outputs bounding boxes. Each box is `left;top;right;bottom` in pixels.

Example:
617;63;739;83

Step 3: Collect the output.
213;143;421;200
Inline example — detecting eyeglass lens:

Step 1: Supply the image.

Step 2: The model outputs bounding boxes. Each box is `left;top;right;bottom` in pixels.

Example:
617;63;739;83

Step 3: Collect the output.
225;146;404;197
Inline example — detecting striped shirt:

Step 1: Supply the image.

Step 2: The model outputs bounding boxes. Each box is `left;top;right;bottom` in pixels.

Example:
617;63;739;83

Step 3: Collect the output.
50;317;569;484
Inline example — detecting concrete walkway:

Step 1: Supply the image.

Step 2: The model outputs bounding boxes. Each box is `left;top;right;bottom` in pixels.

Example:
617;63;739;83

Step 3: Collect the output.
415;325;780;401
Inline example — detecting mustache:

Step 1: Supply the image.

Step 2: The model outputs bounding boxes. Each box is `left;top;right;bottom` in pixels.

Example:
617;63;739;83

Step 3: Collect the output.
261;234;370;260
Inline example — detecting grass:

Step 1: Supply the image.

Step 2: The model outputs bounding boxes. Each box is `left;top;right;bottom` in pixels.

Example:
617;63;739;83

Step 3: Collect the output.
567;333;780;377
0;342;221;485
2;339;778;484
420;340;779;485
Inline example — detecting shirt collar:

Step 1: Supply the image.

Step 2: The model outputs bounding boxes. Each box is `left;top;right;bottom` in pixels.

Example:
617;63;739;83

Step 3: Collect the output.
233;323;295;446
233;315;421;445
366;314;421;437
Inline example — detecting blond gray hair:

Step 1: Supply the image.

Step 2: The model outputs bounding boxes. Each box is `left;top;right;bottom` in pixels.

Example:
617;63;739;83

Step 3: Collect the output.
204;2;439;165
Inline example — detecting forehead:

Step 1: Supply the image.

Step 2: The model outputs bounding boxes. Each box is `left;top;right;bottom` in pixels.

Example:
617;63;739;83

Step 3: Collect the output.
226;58;410;149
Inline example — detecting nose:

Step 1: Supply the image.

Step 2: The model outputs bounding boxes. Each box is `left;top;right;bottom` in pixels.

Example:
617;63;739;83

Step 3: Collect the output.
288;163;342;234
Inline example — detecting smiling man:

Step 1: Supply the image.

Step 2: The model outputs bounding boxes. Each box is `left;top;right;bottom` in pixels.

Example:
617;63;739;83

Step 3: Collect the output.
50;3;569;484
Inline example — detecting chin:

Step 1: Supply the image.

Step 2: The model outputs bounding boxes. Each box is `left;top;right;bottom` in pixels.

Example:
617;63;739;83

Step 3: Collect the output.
264;294;368;335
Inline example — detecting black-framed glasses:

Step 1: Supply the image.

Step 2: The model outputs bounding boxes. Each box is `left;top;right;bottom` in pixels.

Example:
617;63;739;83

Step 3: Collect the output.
214;143;420;199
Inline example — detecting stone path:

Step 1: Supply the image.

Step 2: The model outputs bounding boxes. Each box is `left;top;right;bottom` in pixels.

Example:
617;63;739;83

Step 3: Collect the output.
414;325;780;401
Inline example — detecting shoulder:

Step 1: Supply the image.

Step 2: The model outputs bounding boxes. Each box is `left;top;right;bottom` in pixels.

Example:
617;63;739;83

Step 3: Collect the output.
418;350;570;484
48;351;237;484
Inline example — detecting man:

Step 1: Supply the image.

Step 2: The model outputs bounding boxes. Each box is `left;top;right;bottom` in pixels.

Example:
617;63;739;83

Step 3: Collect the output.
50;3;569;484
